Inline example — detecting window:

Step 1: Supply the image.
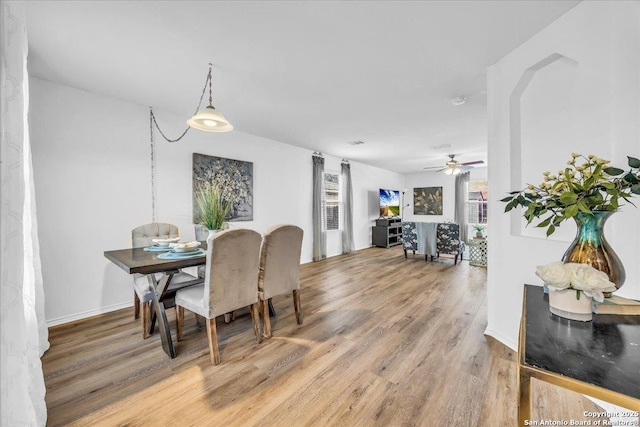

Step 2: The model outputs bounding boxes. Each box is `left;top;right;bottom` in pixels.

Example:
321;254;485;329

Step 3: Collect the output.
324;172;341;230
467;180;488;224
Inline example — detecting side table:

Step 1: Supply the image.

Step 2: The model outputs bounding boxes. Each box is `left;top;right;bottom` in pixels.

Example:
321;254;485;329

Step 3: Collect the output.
518;285;640;425
468;238;487;267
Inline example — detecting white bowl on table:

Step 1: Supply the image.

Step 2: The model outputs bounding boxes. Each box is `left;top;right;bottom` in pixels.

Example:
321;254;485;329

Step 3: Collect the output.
170;241;201;253
152;237;180;247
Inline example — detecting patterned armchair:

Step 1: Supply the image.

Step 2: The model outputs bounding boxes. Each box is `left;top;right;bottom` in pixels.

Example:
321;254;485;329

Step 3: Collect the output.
402;221;431;261
433;223;465;265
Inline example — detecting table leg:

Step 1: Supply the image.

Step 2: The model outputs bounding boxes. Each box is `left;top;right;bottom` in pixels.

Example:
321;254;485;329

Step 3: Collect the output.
148;273;177;358
517;366;532;426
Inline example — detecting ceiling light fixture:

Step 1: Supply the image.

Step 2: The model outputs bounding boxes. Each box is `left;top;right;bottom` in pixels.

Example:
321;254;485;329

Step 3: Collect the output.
187;65;233;132
150;63;233;144
147;63;233;222
444;166;461;175
423;154;484;174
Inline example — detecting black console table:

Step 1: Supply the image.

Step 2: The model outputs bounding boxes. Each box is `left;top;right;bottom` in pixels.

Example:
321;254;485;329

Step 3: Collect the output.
518;285;640;425
372;217;402;248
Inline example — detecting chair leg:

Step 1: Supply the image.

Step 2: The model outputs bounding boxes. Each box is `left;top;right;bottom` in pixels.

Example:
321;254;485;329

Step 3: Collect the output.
293;289;303;325
224;313;232;323
250;303;262;344
176;306;184;342
195;314;203;326
134;292;141;319
404;249;407;259
268;299;276;317
206;317;220;365
142;301;151;339
455;254;459;265
260;299;272;339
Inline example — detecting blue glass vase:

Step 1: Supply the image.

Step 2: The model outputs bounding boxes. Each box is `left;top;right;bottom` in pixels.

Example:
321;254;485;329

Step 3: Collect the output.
561;211;625;293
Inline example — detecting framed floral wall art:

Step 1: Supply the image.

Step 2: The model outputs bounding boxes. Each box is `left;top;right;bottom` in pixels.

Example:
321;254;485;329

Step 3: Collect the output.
414;186;443;215
193;153;253;221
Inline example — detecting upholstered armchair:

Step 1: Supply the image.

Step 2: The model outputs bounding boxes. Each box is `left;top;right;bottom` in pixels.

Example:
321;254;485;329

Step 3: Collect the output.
131;223;199;338
132;222;179;248
175;229;263;365
433;223;465;265
401;222;419;258
258;225;304;339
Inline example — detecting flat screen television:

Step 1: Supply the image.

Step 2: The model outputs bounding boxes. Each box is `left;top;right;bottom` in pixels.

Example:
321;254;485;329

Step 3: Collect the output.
379;189;400;217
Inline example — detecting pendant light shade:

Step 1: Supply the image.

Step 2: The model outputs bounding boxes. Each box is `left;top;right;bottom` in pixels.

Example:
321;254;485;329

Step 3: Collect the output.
187;106;233;132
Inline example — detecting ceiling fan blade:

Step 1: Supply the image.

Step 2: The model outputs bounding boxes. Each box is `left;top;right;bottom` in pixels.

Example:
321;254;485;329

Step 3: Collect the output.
423;166;443;169
460;160;484;166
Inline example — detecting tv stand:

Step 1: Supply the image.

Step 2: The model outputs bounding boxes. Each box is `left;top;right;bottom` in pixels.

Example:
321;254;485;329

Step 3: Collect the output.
372;217;402;248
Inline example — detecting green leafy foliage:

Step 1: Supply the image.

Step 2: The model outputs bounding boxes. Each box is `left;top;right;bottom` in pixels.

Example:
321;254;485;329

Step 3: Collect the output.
501;154;640;236
195;182;232;231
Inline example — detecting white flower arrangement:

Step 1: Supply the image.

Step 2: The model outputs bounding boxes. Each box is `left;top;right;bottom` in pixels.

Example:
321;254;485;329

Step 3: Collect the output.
535;261;617;302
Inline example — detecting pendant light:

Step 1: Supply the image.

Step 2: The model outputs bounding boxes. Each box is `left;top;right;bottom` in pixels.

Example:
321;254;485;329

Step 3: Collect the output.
148;63;233;221
187;64;233;132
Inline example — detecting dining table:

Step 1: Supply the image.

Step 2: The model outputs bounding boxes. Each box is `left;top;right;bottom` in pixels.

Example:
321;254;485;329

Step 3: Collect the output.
104;245;207;358
104;242;278;359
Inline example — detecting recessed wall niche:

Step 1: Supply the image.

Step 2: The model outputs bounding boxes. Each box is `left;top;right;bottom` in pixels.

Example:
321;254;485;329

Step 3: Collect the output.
508;53;606;242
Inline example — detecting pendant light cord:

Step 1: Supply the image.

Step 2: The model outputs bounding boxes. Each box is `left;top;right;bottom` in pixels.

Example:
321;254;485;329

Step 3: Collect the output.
149;112;157;222
149;63;213;143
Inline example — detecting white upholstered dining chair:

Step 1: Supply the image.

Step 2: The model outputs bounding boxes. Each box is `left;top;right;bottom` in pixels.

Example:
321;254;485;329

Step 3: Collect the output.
175;228;263;365
258;224;304;339
131;222;198;338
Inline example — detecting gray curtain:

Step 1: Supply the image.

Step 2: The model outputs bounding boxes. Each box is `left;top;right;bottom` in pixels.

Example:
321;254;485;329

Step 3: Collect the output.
312;154;326;261
341;161;354;254
454;171;470;242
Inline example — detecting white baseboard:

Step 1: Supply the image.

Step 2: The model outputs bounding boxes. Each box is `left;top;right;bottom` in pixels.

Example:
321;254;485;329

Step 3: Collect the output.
483;327;517;351
46;301;132;327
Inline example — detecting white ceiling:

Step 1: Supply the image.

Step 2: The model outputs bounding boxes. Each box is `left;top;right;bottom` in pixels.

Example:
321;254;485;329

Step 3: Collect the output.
25;0;579;173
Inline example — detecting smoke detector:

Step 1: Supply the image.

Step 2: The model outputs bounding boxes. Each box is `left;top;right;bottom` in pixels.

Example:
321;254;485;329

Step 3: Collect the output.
451;96;466;106
430;143;453;149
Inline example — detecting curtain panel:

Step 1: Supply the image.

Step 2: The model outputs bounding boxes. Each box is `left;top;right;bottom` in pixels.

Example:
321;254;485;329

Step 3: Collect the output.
341;161;354;254
312;154;326;261
1;2;49;425
454;171;470;243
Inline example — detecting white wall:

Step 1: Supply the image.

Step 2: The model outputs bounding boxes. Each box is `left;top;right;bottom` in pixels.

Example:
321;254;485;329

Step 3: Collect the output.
29;78;403;325
487;1;640;349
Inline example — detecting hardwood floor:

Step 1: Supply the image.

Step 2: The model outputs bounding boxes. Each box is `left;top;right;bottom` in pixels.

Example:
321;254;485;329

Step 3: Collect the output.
43;246;604;426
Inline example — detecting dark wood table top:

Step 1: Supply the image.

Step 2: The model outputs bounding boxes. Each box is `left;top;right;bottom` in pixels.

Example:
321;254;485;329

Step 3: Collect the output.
104;246;207;275
523;284;640;399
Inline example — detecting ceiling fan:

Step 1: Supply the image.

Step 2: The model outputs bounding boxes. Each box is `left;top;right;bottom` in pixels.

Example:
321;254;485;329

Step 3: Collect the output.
424;154;484;175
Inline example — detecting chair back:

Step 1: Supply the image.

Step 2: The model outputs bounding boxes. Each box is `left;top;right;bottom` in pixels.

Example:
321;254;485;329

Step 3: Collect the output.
203;228;262;317
401;222;418;251
436;223;462;255
259;225;304;300
132;223;179;248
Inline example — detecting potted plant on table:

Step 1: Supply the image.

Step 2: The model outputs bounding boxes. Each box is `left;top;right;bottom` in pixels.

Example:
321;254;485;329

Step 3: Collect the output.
195;181;232;237
473;224;486;239
501;153;640;294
